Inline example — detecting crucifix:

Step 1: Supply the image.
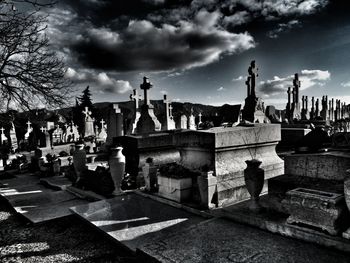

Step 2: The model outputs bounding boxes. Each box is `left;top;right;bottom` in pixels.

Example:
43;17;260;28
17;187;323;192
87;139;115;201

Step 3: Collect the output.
169;105;173;117
100;119;106;130
82;107;92;120
140;76;152;106
129;89;141;109
26;120;31;130
248;60;258;97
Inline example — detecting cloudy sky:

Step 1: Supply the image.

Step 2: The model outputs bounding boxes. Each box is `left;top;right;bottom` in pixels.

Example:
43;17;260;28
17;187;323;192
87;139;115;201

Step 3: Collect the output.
35;0;350;108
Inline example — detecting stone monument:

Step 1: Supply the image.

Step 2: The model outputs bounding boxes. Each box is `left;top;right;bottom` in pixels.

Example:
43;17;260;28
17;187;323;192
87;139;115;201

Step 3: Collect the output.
188;108;196;130
98;119;107;142
9;122;18;152
291;73;301;120
180;115;188;129
136;77;162;134
241;60;266;123
129;89;141;134
162;94;176;131
82;107;95;138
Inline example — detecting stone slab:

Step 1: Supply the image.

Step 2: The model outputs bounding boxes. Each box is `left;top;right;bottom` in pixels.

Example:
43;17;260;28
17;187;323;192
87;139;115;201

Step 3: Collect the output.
70;193;205;252
139;217;350;263
40;176;72;190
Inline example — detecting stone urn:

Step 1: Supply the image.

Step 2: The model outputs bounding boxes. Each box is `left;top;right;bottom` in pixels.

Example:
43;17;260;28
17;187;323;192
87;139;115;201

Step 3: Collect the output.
244;159;265;212
109;147;125;195
343;169;350;239
73;143;87;186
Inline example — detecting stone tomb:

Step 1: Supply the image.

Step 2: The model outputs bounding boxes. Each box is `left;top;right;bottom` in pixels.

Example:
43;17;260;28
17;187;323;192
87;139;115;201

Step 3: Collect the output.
174;124;284;207
115;131;180;179
282;188;347;235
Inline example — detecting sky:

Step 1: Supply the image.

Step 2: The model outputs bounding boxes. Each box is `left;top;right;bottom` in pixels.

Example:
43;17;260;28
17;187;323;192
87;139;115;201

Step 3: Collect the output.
32;0;350;109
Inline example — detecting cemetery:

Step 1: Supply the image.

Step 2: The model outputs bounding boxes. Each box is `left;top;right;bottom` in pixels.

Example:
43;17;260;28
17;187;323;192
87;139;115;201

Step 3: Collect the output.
1;58;350;262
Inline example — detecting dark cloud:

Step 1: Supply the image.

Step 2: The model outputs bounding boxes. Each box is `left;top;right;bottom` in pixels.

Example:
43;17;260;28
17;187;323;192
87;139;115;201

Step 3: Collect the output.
44;0;330;74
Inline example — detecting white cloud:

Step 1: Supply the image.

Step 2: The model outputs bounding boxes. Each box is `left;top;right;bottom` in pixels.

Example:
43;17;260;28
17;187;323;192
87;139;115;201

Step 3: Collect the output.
232;76;244;81
267;19;301;38
260;69;331;96
65;67;132;94
341;81;350;88
217;86;226;91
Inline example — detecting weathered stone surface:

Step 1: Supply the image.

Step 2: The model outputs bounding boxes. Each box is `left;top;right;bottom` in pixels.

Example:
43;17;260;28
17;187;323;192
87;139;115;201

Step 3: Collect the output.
70;193;204;252
158;176;192;202
282;188;347;235
284;152;350;180
139;217;349;263
174;124;284;206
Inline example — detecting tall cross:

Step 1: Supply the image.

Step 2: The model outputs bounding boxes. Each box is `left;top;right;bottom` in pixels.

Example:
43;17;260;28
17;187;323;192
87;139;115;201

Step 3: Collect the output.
198;112;202;123
113;104;121;114
248;60;258;97
245;76;251;97
169;105;173;117
82;107;91;119
163;94;171;118
26;120;31;130
129;89;141;109
100;119;105;129
140;76;152;106
287;87;292;106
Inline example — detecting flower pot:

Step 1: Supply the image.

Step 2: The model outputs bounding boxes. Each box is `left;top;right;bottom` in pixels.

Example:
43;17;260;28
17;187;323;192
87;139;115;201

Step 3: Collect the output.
343;169;350;239
73;143;87;185
244;159;265;212
109;147;125;195
197;171;217;209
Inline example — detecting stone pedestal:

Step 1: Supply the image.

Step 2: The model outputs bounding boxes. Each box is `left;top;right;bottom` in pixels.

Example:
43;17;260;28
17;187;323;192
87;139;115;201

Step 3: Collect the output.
174;124;284;207
242;96;266;123
136;104;161;134
158;175;192;202
197;171;217;209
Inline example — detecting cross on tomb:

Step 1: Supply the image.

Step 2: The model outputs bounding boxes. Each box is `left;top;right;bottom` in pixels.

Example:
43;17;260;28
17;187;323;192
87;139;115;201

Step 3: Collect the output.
140;76;153;106
100;119;105;128
82;107;92;119
113;104;121;114
198;112;203;123
130;89;141;109
163;94;171;116
40;127;45;133
169;105;173;117
248;60;258;97
26;120;31;129
0;127;4;134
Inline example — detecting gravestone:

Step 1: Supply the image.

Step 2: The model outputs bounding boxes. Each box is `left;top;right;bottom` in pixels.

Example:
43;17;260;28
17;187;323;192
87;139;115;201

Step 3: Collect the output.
136;77;162;134
82;107;95;138
162;94;176;131
241;61;266;123
106;104;123;147
129;89;141;134
98;119;107;142
9;122;18;152
24;120;33;141
180;115;188;129
188;108;196;130
291;73;301;120
0;127;8;145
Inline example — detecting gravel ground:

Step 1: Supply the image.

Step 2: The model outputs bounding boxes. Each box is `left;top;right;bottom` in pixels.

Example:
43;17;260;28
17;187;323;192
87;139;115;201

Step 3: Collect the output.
0;198;137;263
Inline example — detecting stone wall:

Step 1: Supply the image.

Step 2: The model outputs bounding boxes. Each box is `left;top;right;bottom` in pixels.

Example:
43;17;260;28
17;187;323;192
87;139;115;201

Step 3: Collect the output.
284;152;350;181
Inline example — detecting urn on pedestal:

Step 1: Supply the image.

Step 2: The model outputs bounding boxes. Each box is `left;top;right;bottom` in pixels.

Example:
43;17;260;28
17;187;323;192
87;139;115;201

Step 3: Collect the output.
109;146;125;195
244;159;265;212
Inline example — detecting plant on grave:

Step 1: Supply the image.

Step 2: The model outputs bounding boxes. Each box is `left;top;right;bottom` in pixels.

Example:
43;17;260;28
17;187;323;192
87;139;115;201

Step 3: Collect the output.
158;162;200;179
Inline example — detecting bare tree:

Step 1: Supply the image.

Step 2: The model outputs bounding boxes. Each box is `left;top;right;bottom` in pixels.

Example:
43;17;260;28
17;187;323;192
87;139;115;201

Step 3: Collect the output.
0;0;71;111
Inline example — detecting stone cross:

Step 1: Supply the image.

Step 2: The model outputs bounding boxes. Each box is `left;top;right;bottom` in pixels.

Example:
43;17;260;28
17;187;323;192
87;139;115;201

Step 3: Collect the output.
40;127;45;133
140;76;152;106
0;127;4;134
113;103;123;137
163;94;171;117
248;60;258;97
130;89;141;109
83;107;92;119
100;119;105;127
26;120;31;130
245;76;251;97
169;105;173;117
0;127;5;145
